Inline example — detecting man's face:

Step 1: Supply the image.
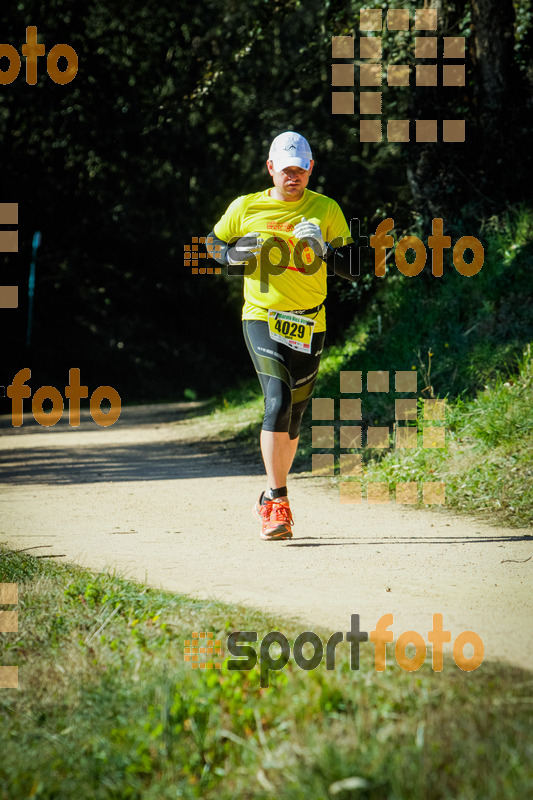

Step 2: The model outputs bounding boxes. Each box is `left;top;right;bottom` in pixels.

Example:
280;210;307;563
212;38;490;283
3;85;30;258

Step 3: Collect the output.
266;160;314;201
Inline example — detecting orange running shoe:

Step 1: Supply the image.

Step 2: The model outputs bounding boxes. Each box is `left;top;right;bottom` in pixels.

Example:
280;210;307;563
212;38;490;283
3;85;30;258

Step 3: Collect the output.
253;493;293;540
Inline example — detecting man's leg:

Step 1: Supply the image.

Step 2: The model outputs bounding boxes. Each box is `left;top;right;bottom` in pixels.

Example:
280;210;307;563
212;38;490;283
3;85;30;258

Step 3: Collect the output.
260;431;299;497
243;319;324;539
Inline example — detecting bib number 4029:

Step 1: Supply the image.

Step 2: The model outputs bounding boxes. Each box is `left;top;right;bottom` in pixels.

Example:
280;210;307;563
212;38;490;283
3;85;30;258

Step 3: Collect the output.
274;319;306;340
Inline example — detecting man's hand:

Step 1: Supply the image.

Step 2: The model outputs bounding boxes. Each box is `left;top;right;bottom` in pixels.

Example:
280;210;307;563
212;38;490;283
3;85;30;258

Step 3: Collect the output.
227;232;264;265
293;217;326;258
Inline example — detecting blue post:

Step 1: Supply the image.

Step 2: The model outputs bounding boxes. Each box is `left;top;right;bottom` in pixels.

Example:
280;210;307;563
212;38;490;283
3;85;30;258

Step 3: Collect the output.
26;231;41;348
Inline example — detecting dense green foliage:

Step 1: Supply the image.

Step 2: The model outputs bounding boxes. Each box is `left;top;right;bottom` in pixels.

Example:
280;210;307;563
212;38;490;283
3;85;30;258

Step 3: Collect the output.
316;206;533;402
1;548;532;799
1;0;531;400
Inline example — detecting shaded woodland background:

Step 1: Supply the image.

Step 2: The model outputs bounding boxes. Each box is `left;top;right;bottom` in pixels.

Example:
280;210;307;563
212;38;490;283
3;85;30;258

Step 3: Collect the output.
1;0;532;402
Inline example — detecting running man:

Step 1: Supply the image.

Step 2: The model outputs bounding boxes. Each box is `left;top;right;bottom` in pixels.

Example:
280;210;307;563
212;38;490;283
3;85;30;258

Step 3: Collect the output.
206;131;357;541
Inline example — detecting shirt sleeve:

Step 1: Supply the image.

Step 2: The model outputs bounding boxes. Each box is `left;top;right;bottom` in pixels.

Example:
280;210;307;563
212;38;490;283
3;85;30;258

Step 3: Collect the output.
213;196;246;243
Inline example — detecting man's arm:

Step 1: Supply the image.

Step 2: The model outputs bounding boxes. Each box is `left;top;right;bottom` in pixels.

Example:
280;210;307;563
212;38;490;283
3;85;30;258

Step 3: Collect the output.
205;230;230;265
292;218;358;282
323;200;360;282
205;230;264;275
324;240;360;282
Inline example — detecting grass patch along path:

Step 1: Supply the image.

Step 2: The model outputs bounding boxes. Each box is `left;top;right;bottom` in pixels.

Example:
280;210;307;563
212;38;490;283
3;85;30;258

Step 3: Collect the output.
0;547;532;799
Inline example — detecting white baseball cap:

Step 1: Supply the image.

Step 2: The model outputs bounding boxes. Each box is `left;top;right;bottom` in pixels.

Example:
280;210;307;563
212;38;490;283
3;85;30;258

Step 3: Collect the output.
268;131;313;172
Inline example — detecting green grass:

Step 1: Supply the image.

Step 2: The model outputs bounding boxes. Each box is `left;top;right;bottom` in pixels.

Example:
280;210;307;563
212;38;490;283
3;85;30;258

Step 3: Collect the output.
0;548;532;799
206;382;264;441
304;344;533;527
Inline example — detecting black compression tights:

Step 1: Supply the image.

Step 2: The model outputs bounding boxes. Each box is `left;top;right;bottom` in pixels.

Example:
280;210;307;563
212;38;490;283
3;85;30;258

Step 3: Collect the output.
242;319;326;440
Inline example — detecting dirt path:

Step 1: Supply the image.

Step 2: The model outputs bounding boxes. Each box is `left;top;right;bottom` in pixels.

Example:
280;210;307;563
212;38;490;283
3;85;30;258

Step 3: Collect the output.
1;403;531;670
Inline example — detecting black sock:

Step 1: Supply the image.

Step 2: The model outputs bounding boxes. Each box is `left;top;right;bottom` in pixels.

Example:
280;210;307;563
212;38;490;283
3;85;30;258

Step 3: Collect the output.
266;486;288;500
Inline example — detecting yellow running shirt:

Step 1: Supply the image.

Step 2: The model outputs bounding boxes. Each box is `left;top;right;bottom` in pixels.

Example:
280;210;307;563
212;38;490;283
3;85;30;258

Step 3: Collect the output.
213;188;352;332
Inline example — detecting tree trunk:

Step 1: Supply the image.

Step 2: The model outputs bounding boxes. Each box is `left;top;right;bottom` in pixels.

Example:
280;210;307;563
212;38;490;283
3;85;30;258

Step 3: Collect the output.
470;0;517;126
406;0;530;213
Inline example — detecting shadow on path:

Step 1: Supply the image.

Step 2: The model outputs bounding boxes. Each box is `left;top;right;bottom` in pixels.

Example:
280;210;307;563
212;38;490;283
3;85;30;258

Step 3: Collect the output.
0;401;268;485
286;534;533;547
0;438;263;485
0;401;211;435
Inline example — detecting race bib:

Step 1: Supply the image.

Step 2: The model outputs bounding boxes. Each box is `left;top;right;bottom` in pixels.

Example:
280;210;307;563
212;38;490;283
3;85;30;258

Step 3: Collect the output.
267;309;316;354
